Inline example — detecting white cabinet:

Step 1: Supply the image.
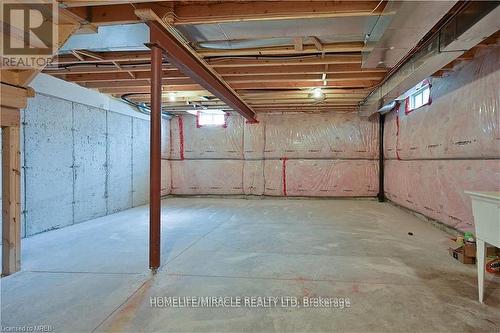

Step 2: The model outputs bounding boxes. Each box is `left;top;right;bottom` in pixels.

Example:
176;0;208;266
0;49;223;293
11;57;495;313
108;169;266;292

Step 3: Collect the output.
465;191;500;303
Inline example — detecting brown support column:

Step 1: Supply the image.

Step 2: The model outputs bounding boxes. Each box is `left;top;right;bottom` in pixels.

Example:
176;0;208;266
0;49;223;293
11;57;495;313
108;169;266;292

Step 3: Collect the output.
2;126;21;276
149;44;163;271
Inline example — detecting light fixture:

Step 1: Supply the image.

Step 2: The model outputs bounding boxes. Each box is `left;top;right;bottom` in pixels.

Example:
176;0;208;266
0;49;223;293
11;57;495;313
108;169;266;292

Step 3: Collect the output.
312;87;325;100
168;92;177;102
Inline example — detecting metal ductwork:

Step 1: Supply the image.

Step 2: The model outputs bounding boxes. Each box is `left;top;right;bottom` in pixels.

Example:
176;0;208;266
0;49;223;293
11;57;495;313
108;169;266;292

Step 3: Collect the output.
377;100;400;114
60;23;149;54
362;1;458;69
359;1;500;117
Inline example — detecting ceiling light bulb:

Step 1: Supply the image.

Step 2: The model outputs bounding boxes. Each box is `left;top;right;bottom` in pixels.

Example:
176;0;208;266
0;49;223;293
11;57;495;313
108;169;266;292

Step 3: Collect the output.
312;88;324;99
168;92;176;102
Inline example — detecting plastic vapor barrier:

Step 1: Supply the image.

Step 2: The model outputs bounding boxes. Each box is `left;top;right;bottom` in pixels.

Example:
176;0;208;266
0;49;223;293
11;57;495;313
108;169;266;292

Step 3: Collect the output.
262;159;378;197
384;46;499;232
165;112;378;197
385;160;499;232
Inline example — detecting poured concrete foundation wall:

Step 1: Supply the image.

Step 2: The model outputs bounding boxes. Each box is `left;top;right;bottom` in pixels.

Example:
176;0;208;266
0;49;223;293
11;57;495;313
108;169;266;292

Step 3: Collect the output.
383;46;500;232
14;74;157;237
165;113;378;196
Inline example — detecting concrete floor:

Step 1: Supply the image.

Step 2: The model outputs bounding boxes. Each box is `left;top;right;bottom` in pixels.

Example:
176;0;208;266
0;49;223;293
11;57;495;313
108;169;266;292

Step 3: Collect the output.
1;198;499;333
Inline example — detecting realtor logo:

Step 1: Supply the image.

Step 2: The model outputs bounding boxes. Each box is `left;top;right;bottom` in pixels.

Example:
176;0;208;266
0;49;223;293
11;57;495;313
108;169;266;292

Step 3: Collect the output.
1;0;58;67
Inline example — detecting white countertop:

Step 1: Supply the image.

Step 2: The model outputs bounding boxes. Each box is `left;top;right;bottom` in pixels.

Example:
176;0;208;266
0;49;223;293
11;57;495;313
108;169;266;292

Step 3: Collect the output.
465;191;500;201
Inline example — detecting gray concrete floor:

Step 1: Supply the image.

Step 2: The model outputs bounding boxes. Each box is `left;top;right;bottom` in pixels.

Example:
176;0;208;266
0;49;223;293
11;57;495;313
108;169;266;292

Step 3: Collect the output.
1;198;499;333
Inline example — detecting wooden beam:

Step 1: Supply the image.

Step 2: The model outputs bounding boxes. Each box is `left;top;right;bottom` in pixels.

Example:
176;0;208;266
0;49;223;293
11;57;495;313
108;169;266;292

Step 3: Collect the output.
208;54;361;67
86;78;378;94
71;50;85;61
251;102;359;107
64;1;386;26
44;63;386;77
129;94;365;104
98;84;204;94
2;126;21;276
51;51;152;65
61;0;169;7
75;49;105;60
197;41;363;57
173;1;387;24
137;9;256;121
0;107;20;127
116;88;370;99
239;88;370;96
44;64;178;75
248;96;364;103
70;72;383;86
229;80;380;90
66;2;174;26
255;108;357;113
1;69;39;88
51;51;361;66
57;70;187;82
0;83;34;109
225;73;385;83
82;78;194;88
294;37;304;52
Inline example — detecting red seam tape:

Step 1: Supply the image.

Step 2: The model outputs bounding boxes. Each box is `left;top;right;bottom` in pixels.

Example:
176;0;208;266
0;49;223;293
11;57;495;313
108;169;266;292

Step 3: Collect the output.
395;111;401;160
282;157;288;196
178;116;185;160
169;121;173;192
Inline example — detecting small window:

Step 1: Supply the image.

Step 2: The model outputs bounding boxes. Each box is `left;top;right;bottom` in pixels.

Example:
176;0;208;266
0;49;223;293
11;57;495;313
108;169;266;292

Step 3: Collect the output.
197;112;227;127
406;84;431;113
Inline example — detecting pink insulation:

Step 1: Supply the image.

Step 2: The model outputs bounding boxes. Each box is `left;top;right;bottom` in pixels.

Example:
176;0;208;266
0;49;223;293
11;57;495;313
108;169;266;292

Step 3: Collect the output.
250;113;378;159
170;113;244;159
385;160;500;232
171;160;244;195
384;46;499;160
160;119;171;195
165;112;378;197
263;159;378;197
160;160;171;196
384;46;500;232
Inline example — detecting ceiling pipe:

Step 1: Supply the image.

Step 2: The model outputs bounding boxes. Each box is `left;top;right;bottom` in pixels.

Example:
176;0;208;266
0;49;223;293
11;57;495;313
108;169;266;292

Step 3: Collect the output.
359;1;499;116
377;100;399;114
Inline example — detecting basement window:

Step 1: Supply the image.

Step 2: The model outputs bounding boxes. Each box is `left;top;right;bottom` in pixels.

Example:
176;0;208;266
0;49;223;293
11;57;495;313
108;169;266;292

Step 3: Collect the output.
196;111;227;128
405;81;431;114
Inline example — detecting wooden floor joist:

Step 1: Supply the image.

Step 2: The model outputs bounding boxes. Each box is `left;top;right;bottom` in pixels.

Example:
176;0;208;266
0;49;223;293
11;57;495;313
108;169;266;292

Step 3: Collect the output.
62;1;386;25
40;1;393;115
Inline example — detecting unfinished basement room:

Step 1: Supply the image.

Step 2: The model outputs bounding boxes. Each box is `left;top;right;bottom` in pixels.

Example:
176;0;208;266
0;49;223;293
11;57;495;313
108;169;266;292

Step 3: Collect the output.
1;1;499;332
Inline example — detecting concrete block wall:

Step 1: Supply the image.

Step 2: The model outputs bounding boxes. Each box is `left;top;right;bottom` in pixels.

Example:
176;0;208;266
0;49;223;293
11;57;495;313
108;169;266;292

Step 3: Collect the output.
12;74;154;237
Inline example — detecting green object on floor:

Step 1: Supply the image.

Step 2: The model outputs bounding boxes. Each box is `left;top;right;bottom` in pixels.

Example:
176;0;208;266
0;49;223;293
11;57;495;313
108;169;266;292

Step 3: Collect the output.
464;232;475;242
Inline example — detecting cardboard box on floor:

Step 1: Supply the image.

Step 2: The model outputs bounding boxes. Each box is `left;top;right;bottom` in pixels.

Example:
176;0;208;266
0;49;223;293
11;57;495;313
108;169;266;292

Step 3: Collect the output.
449;240;499;264
449;246;475;264
463;242;500;258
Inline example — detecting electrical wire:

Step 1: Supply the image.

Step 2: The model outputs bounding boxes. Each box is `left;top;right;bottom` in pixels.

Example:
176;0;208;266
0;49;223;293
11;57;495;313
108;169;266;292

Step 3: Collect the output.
121;93;173;118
